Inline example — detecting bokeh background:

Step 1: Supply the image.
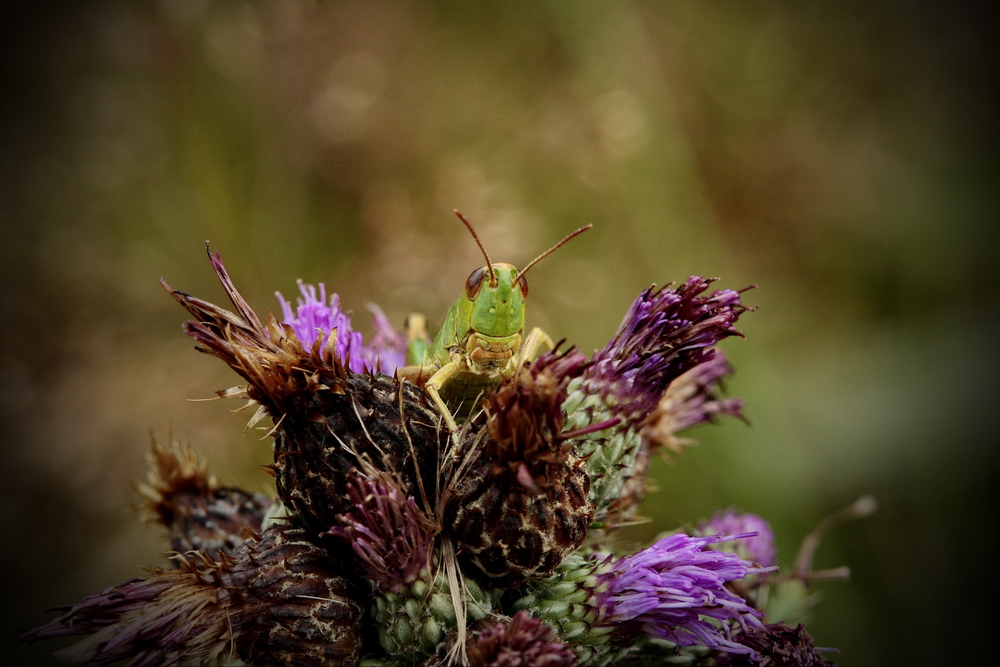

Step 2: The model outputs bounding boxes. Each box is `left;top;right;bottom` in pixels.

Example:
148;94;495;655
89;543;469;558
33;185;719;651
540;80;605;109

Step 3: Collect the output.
2;2;996;665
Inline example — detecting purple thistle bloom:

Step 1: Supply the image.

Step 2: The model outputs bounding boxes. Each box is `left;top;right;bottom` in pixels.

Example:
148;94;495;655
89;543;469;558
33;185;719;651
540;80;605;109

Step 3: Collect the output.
593;533;770;655
275;280;405;374
699;510;777;568
325;471;435;593
584;277;749;420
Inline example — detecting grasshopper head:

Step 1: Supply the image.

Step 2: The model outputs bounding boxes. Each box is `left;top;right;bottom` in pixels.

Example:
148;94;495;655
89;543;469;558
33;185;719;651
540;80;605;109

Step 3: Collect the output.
452;208;589;341
464;262;527;338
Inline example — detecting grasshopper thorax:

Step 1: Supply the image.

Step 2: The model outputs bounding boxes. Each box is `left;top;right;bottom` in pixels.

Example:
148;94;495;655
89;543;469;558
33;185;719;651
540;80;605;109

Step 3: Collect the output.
464;262;527;339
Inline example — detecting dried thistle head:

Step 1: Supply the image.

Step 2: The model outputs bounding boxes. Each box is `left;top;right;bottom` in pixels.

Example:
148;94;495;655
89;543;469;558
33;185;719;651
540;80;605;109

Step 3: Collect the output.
135;434;272;558
23;523;365;667
713;623;837;667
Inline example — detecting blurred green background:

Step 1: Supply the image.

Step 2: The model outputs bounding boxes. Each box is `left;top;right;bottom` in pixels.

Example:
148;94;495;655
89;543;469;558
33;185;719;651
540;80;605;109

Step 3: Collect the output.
2;2;996;665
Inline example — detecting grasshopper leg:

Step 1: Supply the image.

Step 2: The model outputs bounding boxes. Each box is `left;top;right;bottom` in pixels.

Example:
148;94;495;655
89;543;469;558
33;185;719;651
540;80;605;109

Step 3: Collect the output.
424;361;461;433
518;327;555;367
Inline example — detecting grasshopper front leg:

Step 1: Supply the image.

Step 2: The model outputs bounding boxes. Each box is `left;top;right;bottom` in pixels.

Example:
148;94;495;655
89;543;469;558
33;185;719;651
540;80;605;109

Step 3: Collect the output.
518;326;555;367
424;361;462;433
396;361;463;434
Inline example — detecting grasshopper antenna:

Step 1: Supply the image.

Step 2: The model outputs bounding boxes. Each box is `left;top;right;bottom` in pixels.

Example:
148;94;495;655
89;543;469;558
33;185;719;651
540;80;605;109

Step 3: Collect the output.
454;210;497;288
515;224;592;282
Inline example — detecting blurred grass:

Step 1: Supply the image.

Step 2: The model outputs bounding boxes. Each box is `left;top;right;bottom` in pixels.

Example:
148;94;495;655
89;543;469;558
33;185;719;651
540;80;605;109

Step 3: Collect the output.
2;2;996;665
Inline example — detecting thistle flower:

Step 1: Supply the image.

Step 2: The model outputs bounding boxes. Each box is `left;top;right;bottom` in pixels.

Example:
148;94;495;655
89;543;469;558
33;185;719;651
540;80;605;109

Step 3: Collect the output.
593;534;769;651
512;533;770;663
562;277;750;526
163;249;443;536
135;435;272;559
276;280;406;374
22;523;365;667
445;348;597;585
698;509;777;569
583;277;749;420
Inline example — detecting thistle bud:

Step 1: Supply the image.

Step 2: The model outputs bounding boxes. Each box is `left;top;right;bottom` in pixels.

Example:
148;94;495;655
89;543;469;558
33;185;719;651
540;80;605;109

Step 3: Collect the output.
326;470;436;594
713;623;837;667
370;565;499;663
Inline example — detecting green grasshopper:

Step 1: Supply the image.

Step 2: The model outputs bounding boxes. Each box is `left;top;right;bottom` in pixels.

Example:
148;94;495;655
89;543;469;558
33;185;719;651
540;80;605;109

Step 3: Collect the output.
396;211;591;432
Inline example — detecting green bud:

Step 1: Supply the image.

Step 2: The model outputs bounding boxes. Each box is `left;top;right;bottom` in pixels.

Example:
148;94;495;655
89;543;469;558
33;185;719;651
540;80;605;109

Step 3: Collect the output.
420;617;442;650
403;598;421;621
392;616;413;646
369;566;499;663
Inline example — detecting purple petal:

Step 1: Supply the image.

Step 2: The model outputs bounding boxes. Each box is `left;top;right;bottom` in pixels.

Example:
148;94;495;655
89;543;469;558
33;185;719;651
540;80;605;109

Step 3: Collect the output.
275;282;406;374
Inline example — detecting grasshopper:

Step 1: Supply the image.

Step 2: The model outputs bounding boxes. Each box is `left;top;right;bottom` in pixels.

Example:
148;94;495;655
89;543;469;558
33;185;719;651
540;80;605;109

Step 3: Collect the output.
397;211;591;432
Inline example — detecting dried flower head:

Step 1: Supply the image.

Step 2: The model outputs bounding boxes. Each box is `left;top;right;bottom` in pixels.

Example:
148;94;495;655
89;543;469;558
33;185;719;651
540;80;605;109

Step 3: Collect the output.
163;249;443;536
23;524;364;667
466;611;578;667
423;612;578;667
135;435;272;558
715;622;838;667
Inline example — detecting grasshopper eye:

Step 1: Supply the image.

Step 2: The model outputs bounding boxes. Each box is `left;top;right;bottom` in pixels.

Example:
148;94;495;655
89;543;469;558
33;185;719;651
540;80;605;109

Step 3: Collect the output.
465;267;487;300
517;274;528;298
